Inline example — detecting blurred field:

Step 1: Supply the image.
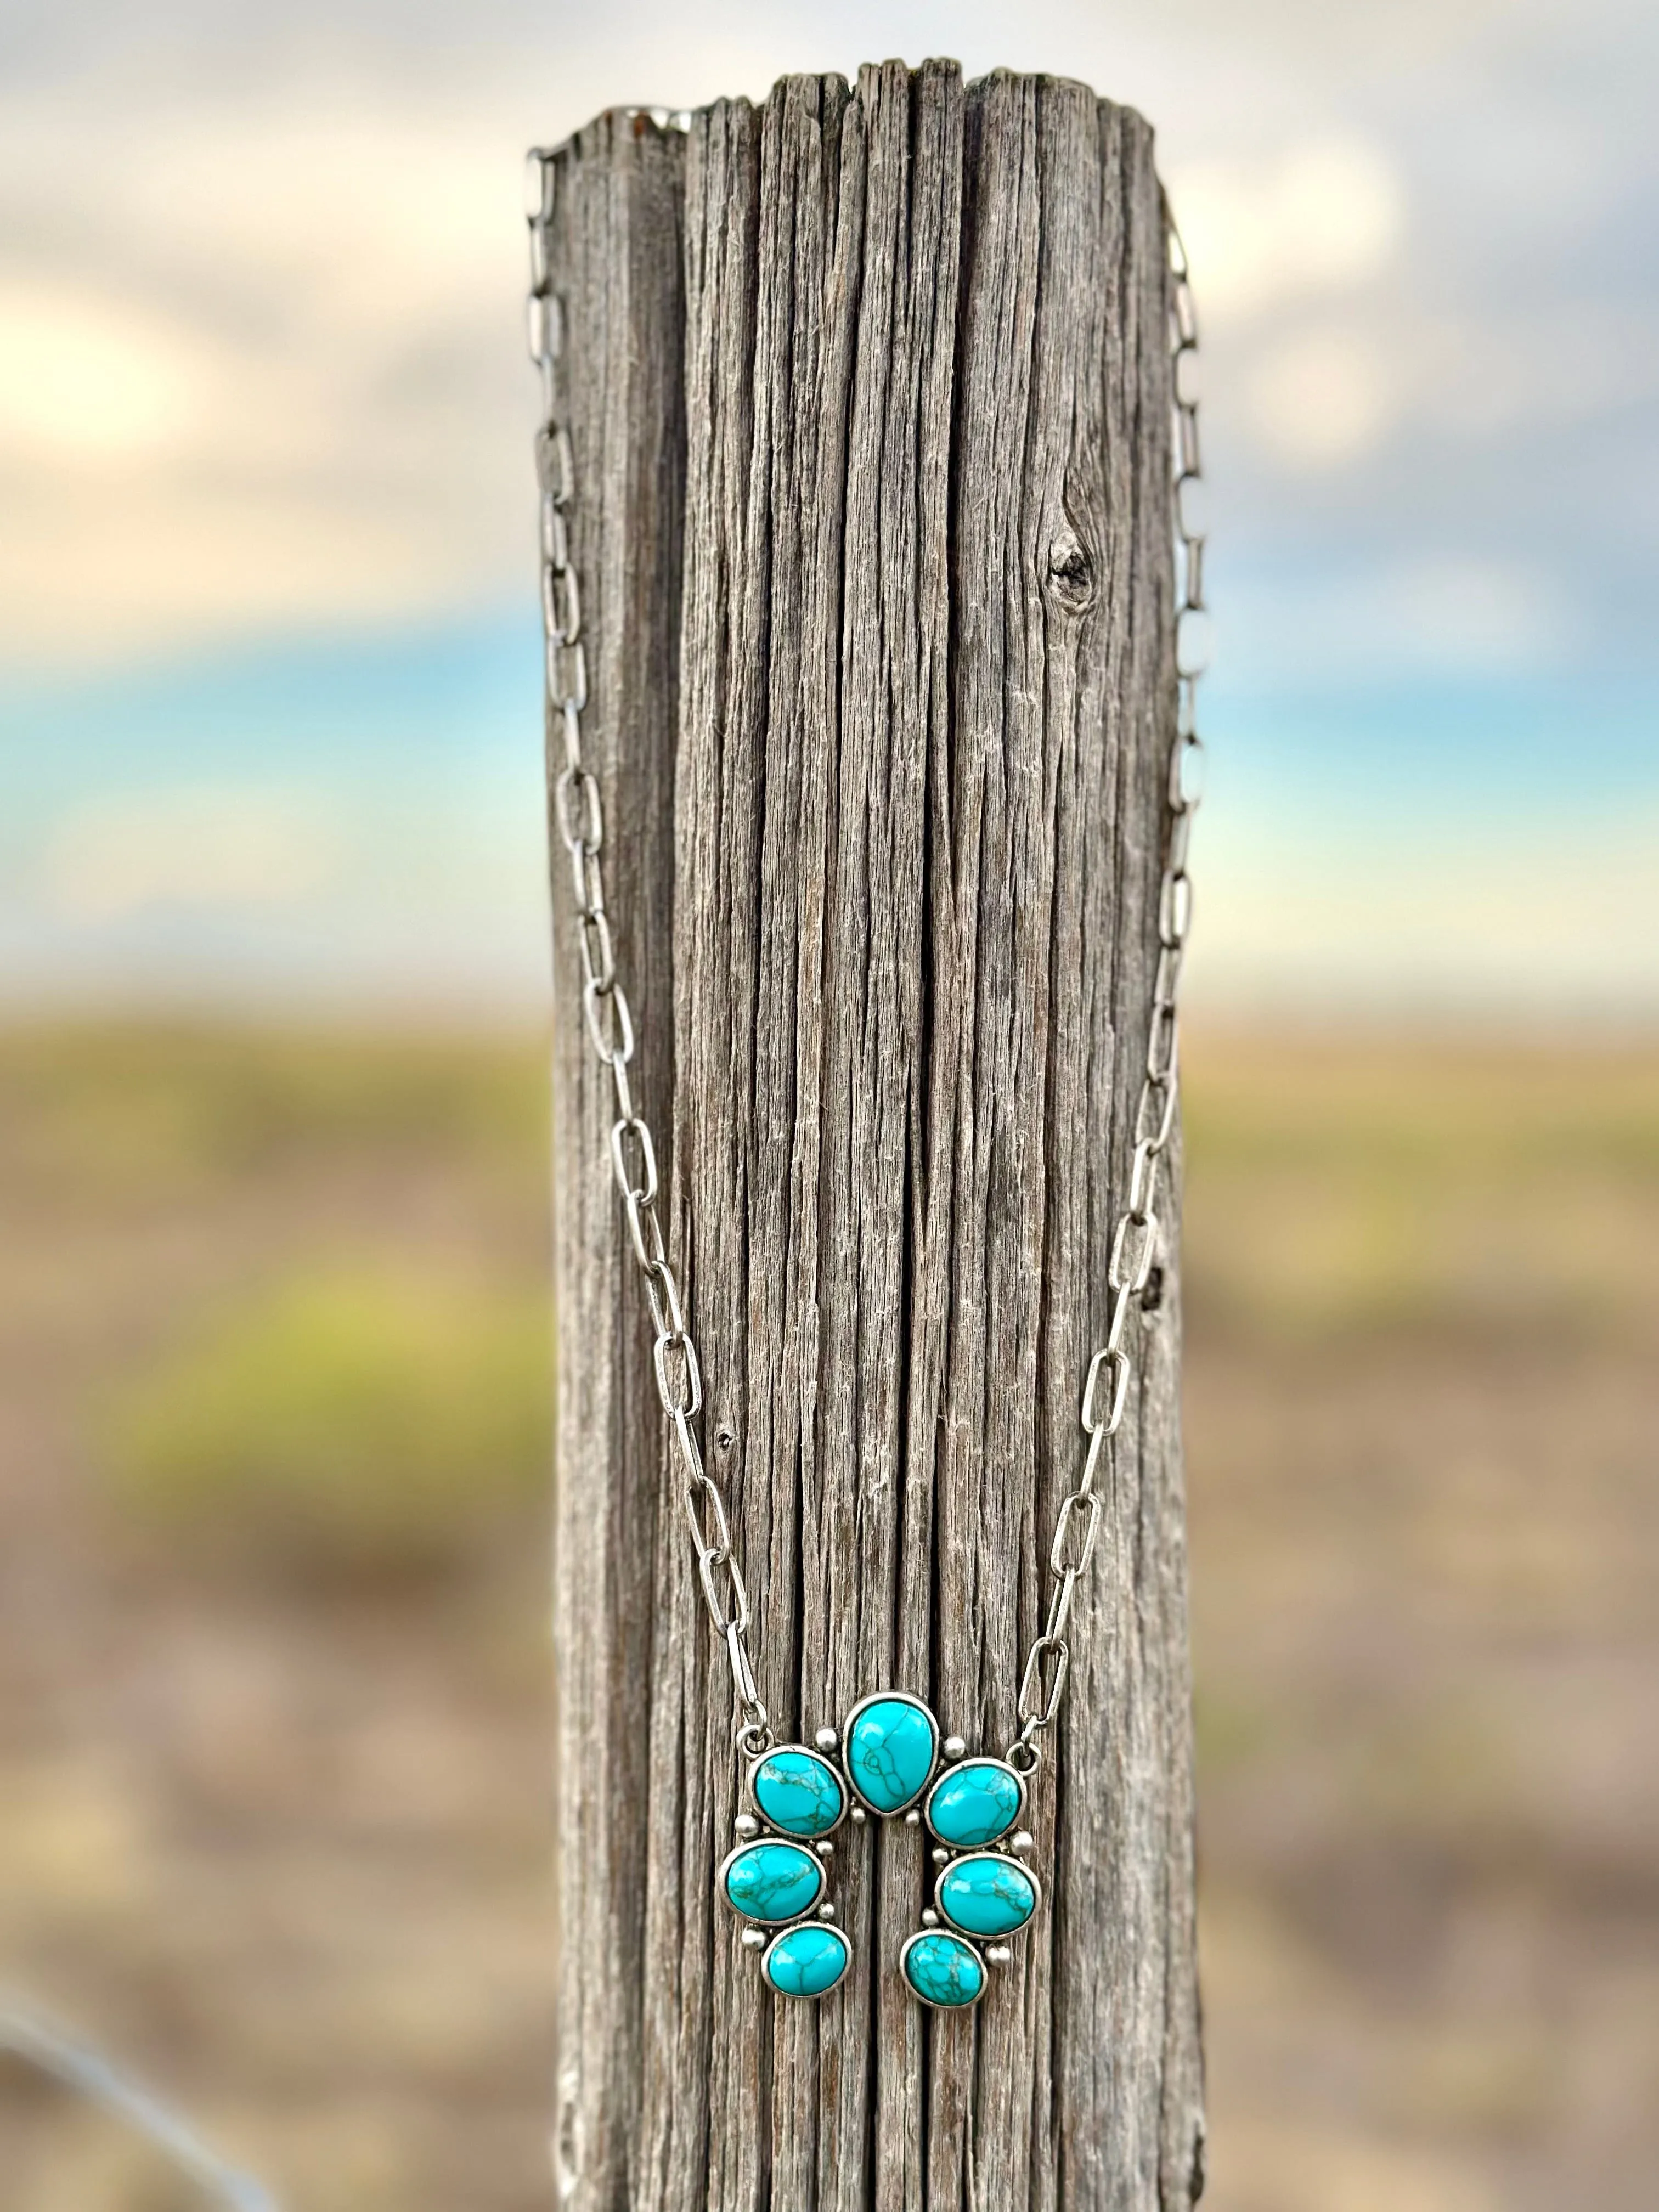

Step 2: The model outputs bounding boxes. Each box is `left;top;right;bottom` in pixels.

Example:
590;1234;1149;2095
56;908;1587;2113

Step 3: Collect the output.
1;1020;1654;2210
1182;1034;1658;2212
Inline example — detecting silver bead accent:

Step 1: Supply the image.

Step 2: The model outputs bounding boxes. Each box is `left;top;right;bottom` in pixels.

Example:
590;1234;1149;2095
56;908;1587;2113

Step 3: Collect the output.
740;1929;765;1950
904;1809;921;1827
920;1908;939;1928
819;1902;836;1921
733;1813;759;1838
932;1847;950;1866
943;1736;967;1761
986;1945;1012;1965
1011;1830;1034;1855
850;1807;866;1825
815;1840;834;1859
814;1726;839;1752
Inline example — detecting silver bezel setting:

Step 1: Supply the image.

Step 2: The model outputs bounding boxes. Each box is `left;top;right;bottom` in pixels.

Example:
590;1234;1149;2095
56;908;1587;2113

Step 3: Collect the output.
745;1741;849;1839
898;1927;989;2011
716;1836;828;1925
933;1849;1042;1940
840;1689;941;1816
922;1754;1029;1850
759;1918;853;2000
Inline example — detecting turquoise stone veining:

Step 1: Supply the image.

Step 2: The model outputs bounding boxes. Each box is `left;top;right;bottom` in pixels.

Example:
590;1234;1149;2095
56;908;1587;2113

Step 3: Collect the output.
925;1758;1024;1849
901;1929;986;2008
751;1746;845;1838
761;1921;851;1998
843;1694;939;1815
936;1852;1040;1939
720;1839;826;1925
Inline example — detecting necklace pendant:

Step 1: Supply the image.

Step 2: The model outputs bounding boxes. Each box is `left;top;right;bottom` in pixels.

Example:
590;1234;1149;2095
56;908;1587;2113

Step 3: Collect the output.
718;1695;1043;2012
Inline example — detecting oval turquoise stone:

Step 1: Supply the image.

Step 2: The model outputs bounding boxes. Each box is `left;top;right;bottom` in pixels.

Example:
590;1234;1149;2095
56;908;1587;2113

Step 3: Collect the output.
722;1841;825;1924
901;1930;986;2008
844;1696;938;1814
926;1760;1023;1849
762;1921;850;1999
936;1853;1039;1939
752;1747;845;1838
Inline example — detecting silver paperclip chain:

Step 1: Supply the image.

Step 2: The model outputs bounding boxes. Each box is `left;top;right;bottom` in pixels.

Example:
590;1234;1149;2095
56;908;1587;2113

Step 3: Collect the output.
526;129;771;1757
1009;212;1205;1774
527;137;1203;1774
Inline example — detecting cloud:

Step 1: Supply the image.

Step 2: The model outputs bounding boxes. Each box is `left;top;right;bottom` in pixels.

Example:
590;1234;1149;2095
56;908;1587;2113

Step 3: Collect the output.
44;787;343;918
0;477;498;650
1220;553;1574;686
1245;322;1402;467
0;279;240;471
0;0;1651;709
1376;555;1571;671
0;78;539;662
1167;138;1404;327
1;0;1650;1016
1190;798;1659;1014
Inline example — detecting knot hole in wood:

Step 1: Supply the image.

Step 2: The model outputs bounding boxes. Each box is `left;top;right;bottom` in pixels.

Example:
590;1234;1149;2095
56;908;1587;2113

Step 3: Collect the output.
1046;522;1097;613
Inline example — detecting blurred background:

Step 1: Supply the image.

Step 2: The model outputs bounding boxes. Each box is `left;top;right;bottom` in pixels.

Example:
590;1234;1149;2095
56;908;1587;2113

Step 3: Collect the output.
1;3;1655;2208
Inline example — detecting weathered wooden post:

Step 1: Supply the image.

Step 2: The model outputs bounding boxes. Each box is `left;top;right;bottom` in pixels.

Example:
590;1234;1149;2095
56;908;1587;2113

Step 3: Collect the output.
541;60;1203;2210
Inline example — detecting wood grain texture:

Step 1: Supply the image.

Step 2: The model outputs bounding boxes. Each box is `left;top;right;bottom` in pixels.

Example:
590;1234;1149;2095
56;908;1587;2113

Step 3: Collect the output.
548;63;1203;2212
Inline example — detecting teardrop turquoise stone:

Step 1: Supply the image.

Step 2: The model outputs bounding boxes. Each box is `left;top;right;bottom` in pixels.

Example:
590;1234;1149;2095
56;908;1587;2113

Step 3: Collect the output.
721;1841;825;1924
762;1921;850;1998
936;1853;1039;1939
844;1696;938;1814
752;1747;845;1838
925;1760;1023;1849
901;1930;986;2008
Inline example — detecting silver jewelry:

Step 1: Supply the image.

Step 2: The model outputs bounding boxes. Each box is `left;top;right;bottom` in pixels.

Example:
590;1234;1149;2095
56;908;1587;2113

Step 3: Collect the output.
526;125;1205;2010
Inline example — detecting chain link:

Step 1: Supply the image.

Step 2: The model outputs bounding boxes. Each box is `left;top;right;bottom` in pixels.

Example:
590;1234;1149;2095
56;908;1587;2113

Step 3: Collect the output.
531;141;1201;1777
1011;210;1205;1771
526;137;769;1752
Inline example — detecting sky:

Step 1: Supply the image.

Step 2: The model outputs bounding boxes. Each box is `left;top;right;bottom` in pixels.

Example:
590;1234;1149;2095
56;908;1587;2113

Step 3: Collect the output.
1;0;1655;1019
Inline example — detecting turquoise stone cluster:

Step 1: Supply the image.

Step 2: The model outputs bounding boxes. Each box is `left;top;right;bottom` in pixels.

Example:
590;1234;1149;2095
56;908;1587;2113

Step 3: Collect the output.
718;1699;1045;2015
720;1737;849;2005
907;1734;1042;2010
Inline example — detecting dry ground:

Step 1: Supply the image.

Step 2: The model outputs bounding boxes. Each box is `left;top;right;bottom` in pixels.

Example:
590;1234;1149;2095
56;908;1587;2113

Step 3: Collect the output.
0;1022;1654;2210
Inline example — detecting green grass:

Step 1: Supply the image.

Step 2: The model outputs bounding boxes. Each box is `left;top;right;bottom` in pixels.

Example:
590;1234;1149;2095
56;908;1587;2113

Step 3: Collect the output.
104;1265;553;1577
2;1015;1647;1570
1182;1031;1659;1341
0;1021;549;1204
